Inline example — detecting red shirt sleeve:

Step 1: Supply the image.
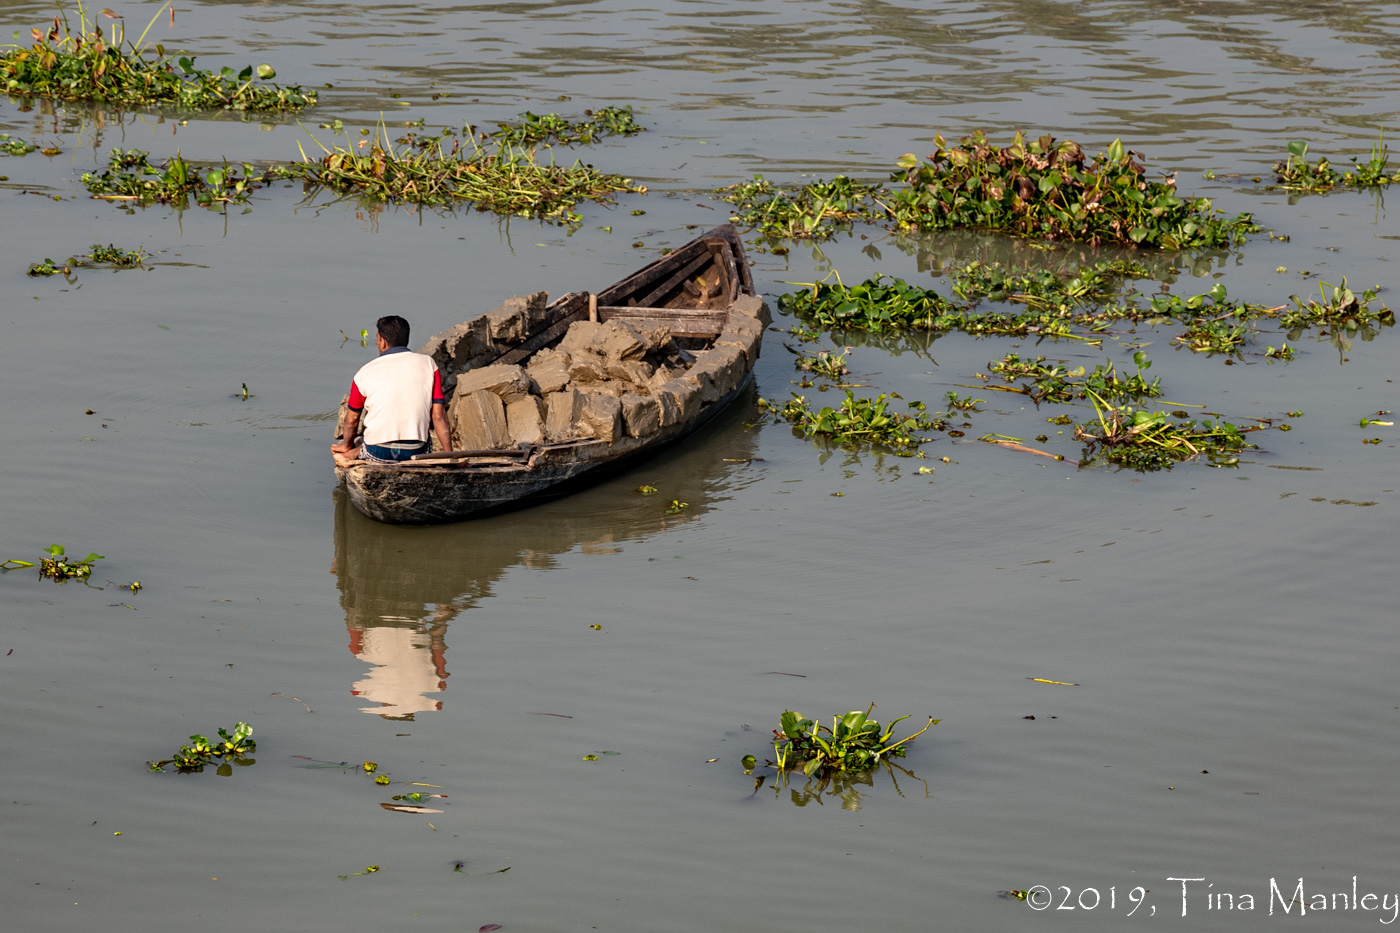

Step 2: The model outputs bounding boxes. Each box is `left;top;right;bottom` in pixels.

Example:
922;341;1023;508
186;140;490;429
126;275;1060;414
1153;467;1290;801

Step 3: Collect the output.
432;369;444;405
347;379;366;411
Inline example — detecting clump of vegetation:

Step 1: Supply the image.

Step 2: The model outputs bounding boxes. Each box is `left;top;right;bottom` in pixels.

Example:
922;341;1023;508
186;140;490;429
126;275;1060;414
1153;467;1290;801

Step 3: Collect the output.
279;126;644;223
0;133;38;156
1;4;315;112
718;174;887;240
27;244;148;275
949;258;1151;314
1272;138;1393;192
891;132;1257;248
1074;393;1258;470
770;707;938;778
26;257;69;276
82;148;272;207
2;544;104;581
79;243;148;267
488;106;644;146
758;391;941;452
778;271;1127;342
1175;318;1251;354
148;722;256;775
1279;278;1395;330
792;347;850;381
778;275;957;333
719;132;1257;248
987;351;1161;403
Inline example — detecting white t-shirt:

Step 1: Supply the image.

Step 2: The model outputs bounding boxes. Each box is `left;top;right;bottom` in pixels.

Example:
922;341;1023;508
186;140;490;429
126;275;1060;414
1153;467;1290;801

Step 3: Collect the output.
347;348;442;447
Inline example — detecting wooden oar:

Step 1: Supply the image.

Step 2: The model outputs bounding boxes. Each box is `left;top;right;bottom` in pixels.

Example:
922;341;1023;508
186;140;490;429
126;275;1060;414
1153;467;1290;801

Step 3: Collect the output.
411;448;530;461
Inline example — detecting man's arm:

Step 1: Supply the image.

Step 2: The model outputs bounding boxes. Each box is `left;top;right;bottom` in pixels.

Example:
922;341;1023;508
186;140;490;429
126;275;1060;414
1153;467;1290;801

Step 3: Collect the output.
431;402;452;452
332;408;361;455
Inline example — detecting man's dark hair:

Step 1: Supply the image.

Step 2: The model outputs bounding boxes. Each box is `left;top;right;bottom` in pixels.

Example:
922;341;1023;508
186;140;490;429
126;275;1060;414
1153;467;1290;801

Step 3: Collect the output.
377;315;410;348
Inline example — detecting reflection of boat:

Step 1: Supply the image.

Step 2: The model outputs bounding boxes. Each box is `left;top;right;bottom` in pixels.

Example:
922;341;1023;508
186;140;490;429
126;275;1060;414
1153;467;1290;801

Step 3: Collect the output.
330;410;758;717
336;225;768;524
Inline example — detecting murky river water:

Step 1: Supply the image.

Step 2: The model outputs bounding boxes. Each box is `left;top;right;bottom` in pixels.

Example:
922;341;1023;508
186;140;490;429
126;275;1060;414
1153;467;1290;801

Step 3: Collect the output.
3;1;1398;929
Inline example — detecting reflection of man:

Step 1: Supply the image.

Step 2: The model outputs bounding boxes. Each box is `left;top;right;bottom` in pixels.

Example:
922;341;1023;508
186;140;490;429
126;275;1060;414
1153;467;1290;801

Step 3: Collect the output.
348;619;449;720
332;315;452;466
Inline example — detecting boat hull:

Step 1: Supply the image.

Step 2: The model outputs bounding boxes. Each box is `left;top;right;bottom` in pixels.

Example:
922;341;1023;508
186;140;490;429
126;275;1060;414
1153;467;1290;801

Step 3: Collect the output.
339;375;753;524
334;225;765;525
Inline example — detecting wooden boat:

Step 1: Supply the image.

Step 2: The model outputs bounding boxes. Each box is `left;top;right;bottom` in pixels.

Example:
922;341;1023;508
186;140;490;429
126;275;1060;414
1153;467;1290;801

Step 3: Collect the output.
335;224;768;524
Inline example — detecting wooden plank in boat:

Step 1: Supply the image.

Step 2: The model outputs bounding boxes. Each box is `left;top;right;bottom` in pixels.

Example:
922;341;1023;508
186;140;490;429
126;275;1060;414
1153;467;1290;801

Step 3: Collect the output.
634;250;715;309
596;306;726;337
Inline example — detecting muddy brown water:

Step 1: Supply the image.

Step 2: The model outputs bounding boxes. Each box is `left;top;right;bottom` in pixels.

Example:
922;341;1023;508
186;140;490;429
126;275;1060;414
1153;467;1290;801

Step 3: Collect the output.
2;1;1398;930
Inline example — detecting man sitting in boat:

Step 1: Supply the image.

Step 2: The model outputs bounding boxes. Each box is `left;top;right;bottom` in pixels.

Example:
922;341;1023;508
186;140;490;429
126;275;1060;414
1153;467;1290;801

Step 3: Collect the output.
332;315;452;467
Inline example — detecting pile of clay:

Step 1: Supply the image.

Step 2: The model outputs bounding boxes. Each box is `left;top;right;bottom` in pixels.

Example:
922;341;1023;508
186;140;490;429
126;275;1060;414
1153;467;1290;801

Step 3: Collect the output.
337;290;766;453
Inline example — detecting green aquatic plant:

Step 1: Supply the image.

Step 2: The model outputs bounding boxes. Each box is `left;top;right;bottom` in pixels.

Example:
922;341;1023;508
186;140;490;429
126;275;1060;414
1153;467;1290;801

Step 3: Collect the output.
889;131;1257;248
1074;392;1257;470
717;174;888;240
770;707;938;778
792;347;851;380
949;258;1151;314
777;274;957;333
943;392;983;412
719;133;1255;248
0;3;315;111
82;148;271;206
488;106;644;146
987;351;1162;405
0;133;39;156
1272;138;1393;192
1278;278;1394;330
279;125;643;223
71;243;147;268
148;722;256;774
1;544;104;580
26;257;68;276
759;391;941;451
27;244;149;275
1175;318;1251;354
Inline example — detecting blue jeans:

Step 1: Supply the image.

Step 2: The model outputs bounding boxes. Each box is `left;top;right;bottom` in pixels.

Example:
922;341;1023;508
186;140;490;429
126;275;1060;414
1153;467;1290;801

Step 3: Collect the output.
362;440;429;463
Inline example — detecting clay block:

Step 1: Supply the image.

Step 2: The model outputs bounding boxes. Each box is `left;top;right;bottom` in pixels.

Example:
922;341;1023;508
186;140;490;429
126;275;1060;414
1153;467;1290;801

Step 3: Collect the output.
450;389;510;450
579;392;623;443
620;393;662;438
506;396;546;447
485;306;526;347
657;379;701;424
731;293;772;328
635;322;673;353
690;345;745;402
334;393;351;440
578;381;625;399
558;320;601;354
454;364;533;404
568;349;609;385
505;291;551;335
675;363;717;405
451;316;493;366
544;388;586;442
717;313;765;364
654;389;682;427
648;364;679;391
591;319;648;362
527;349;572;395
607;358;654;388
